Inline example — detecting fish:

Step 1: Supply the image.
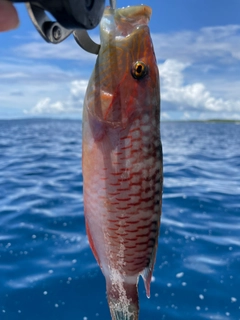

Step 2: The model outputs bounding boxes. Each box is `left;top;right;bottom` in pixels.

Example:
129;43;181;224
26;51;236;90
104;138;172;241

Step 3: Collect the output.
82;5;163;320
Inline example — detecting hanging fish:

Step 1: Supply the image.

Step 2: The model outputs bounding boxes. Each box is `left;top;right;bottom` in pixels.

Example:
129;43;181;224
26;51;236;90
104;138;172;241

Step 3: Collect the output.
82;4;163;320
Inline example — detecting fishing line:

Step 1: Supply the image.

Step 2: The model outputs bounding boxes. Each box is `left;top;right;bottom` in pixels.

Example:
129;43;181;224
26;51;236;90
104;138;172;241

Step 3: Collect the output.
110;0;117;9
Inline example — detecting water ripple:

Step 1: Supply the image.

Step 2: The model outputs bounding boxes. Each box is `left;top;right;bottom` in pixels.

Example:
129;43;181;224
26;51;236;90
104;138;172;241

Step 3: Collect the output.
0;120;239;320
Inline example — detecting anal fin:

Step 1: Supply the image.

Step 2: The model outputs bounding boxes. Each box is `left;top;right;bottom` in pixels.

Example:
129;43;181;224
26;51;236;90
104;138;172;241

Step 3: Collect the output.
141;240;159;298
141;266;153;299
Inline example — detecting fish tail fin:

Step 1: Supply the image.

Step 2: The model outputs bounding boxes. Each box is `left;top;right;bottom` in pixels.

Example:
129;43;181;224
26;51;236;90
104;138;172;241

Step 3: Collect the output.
106;278;139;320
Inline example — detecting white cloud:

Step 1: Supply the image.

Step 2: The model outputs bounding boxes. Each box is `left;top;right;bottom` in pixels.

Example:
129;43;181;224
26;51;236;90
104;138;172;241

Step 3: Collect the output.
2;24;240;120
159;59;240;116
24;98;65;115
14;37;99;62
0;61;77;84
15;25;240;66
70;80;88;99
0;60;89;118
24;80;88;116
152;24;240;64
159;60;189;88
161;112;170;120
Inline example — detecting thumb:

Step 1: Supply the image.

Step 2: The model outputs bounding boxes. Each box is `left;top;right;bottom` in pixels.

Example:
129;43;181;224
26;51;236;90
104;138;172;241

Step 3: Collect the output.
0;0;19;31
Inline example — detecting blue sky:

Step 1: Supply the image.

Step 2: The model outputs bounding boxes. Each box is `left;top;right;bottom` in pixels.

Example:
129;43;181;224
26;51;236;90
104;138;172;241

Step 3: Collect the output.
1;0;240;120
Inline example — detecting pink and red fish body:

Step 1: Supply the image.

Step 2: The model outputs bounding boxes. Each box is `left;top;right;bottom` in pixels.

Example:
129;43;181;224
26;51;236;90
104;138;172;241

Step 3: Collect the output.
82;5;163;319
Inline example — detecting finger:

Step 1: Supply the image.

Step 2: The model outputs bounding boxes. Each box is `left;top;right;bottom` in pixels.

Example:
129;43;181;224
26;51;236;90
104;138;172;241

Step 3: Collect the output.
0;0;19;31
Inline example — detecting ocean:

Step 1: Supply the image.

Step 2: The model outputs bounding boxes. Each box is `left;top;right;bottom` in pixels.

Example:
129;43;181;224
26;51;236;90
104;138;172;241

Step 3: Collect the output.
0;119;239;320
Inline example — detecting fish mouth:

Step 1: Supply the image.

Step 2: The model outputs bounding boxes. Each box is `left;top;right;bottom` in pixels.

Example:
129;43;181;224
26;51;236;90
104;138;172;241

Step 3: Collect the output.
100;5;152;40
114;5;152;24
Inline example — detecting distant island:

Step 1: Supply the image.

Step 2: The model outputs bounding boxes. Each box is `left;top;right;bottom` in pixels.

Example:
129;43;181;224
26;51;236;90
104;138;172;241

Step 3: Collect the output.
162;119;240;123
203;119;240;123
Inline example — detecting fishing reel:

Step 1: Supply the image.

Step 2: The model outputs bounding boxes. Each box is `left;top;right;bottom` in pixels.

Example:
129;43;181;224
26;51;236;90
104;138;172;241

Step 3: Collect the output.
10;0;109;53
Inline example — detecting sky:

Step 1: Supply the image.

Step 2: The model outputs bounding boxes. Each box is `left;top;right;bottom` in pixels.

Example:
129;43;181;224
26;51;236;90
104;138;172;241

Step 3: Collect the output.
1;0;240;120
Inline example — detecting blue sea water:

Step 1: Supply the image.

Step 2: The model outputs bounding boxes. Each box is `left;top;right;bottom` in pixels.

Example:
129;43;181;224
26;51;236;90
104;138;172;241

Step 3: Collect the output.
0;119;239;320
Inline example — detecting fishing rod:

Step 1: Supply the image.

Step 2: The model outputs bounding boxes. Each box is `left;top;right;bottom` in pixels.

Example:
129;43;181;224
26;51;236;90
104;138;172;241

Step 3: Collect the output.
10;0;117;53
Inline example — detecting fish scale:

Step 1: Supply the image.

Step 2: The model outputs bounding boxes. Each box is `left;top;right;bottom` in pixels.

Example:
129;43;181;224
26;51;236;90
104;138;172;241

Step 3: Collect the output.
82;5;162;320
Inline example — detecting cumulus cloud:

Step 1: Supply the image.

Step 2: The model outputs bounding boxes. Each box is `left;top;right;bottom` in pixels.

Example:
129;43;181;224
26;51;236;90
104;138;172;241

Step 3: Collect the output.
2;24;240;120
24;80;88;116
159;59;240;116
0;60;89;118
70;80;88;99
24;98;65;115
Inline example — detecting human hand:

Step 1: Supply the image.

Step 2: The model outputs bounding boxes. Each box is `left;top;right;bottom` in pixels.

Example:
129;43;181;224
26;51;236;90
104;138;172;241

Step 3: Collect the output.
0;0;19;31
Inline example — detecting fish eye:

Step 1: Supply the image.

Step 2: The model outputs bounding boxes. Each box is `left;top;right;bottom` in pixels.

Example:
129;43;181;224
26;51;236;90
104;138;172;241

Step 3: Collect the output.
131;61;148;80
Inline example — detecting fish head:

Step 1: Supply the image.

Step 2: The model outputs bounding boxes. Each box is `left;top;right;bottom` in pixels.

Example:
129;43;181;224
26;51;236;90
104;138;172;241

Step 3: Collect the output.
85;5;160;128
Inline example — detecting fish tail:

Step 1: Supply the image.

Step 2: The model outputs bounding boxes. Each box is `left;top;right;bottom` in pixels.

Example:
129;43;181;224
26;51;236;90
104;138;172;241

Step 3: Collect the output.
106;278;139;320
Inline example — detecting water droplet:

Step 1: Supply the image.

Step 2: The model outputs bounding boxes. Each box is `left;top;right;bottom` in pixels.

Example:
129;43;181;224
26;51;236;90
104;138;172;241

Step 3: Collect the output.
176;272;184;278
